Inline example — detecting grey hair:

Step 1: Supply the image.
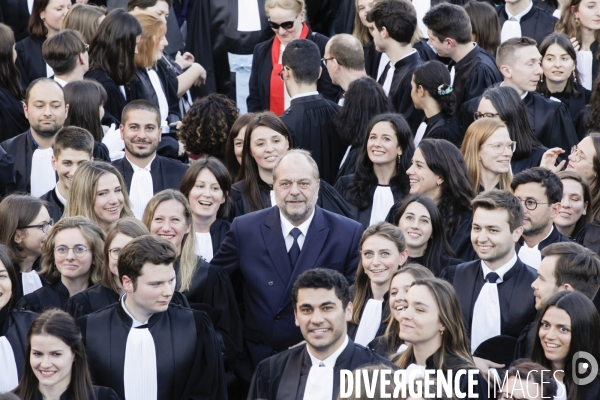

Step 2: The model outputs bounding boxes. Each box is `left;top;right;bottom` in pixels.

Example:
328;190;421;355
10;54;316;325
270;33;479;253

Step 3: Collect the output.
273;149;320;181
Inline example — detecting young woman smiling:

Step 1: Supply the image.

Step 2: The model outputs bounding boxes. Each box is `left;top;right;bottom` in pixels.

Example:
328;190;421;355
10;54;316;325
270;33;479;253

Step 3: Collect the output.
554;171;591;239
16;217;104;313
224;113;255;182
348;222;409;346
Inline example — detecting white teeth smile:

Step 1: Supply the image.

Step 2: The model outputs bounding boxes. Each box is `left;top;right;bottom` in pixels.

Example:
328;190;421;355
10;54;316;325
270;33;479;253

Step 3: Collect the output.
313;329;328;333
199;201;212;206
546;343;560;348
266;156;277;161
407;232;420;238
106;207;118;212
39;371;55;376
371;269;385;273
409;179;419;184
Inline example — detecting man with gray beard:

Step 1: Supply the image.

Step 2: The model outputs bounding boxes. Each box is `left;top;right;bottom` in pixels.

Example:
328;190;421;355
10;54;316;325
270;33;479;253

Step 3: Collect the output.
211;149;364;385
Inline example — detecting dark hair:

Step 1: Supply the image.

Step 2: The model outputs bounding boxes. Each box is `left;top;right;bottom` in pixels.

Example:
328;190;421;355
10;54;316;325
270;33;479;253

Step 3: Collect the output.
471;189;524;232
537;33;580;97
25;77;65;105
417;139;474;240
422;3;472;44
53;126;94;159
62;3;106;45
240;112;292;212
335;77;394;147
497;37;538;70
584;80;600;135
480;86;541;161
127;0;173;10
281;39;321;85
15;309;95;400
179;94;239;157
118;235;177;289
179;156;232;219
64;80;108;142
292;268;351;309
463;0;500;56
29;0;53;38
327;34;365;71
394;195;455;276
0;24;23;100
501;360;558;399
0;244;18;311
557;170;592;237
541;242;600;300
88;9;142;86
0;195;46;266
366;0;416;44
342;114;414;208
225;113;255;182
121;99;161;127
412;61;456;119
531;291;600;400
42;29;86;76
588;133;600;221
511;167;564;204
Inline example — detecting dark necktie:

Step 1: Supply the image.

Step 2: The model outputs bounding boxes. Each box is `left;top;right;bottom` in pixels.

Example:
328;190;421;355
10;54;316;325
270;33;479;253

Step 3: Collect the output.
377;62;391;86
486;272;499;284
288;228;302;267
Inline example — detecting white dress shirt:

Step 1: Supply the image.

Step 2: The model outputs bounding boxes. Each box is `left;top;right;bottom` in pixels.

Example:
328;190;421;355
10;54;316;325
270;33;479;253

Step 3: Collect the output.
518;226;553;270
128;156;155;220
280;209;315;252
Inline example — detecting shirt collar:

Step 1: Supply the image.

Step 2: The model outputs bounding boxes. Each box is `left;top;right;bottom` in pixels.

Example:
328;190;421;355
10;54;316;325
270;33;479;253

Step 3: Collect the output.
126;155;156;172
499;82;528;99
522;225;554;249
480;253;518;283
280;208;315;238
392;49;418;67
506;1;533;21
291;91;319;101
306;335;349;367
54;186;67;206
121;294;149;327
53;76;68;87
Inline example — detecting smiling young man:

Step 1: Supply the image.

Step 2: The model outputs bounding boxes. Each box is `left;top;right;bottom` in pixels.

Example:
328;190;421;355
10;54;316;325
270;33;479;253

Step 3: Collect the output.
39;127;93;222
78;235;226;400
248;268;393;399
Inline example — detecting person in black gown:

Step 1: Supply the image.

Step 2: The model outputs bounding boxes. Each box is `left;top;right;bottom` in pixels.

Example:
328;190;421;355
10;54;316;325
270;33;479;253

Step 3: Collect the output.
463;0;500;58
497;0;557;47
335;114;413;228
224;113;255;182
179;157;232;262
17;216;105;313
14;309;119;400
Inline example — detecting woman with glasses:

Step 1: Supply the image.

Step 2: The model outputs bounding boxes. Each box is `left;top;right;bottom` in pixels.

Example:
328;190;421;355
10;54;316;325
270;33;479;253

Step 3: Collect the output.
0;195;52;304
16;217;104;313
247;0;339;113
461;118;515;193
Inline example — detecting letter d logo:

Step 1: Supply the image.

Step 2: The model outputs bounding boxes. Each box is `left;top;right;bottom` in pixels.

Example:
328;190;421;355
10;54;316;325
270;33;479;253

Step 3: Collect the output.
572;351;598;386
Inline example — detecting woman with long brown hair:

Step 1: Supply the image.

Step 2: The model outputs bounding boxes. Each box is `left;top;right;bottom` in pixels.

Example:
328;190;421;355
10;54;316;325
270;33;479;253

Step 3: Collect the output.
0;23;28;141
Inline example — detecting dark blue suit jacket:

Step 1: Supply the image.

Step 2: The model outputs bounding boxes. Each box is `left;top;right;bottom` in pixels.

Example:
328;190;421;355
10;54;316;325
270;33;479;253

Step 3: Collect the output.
210;205;363;380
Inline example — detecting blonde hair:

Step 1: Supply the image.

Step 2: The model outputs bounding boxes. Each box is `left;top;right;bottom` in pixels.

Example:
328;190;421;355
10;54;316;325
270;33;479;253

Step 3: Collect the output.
40;216;105;286
130;9;167;69
61;3;106;44
264;0;304;15
64;161;134;228
352;0;371;47
142;190;198;292
461;118;512;193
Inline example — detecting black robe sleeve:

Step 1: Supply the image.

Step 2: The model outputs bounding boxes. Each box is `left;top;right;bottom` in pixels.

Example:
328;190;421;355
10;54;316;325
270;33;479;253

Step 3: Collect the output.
85;69;127;124
462;65;500;107
316;179;353;218
449;211;477;262
0;88;29;143
15;36;46;89
93;141;111;162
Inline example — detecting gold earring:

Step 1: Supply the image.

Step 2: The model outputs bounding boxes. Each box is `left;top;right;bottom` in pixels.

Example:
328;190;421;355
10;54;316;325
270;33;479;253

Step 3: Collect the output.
575;17;581;27
440;330;444;336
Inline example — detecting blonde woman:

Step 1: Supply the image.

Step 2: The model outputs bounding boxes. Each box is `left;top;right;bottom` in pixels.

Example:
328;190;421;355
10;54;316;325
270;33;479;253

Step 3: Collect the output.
61;3;106;44
65;161;134;232
461;118;515;193
16;216;105;313
142;189;243;368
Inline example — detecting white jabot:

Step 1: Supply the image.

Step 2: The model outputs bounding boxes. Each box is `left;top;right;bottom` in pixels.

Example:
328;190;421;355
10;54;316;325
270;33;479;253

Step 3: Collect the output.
22;270;43;295
577;50;593;90
54;186;67;207
281;209;314;251
369;186;394;225
303;336;349;400
237;0;261;31
413;0;431;38
552;8;561;18
555;380;567;400
414;122;427;147
354;299;383;346
0;336;18;392
338;97;344;106
500;17;521;43
450;66;456;86
102;124;125;161
518;226;553;270
376;53;391;82
269;190;276;207
381;62;395;95
397;343;409;353
119;85;126;98
195;232;213;262
128;157;155;220
147;68;169;122
471;254;517;352
340;146;352;168
27;0;34;13
46;63;54;78
31;147;56;197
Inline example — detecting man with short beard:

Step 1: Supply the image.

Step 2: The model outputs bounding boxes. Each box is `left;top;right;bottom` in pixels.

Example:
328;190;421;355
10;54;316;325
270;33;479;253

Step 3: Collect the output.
111;100;187;219
211;149;364;385
1;78;69;196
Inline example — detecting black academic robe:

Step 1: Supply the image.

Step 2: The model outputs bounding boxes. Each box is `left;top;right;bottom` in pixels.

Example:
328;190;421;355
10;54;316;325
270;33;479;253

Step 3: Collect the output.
335;145;359;183
365;40;436;82
229;178;353;220
247;29;341;112
549;86;591;133
85;68;128;124
247;339;395;400
209;218;230;255
565;375;600;400
40;188;65;223
516;225;572;255
0;143;16;199
78;302;227;400
346;290;390;342
0;306;38;384
280;94;346;185
367;335;398;359
16;280;74;313
533;0;558;13
512;144;548;175
451;258;538;340
421;112;463;148
63;282;190;319
1;0;29;42
15;35;46;88
385;51;425;134
18;386;120;400
408;253;464;279
448;44;502;111
334;174;406;228
0;87;28;142
497;5;557;48
449;210;477;262
577;220;600;257
514;319;537;359
111;155;188;194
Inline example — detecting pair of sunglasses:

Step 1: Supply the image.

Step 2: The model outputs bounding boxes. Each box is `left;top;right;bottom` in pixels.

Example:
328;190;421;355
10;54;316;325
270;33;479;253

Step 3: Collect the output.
268;15;299;30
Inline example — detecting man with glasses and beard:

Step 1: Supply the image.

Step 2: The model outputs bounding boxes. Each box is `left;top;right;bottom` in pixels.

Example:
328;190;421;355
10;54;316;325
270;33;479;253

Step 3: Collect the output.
111;100;188;219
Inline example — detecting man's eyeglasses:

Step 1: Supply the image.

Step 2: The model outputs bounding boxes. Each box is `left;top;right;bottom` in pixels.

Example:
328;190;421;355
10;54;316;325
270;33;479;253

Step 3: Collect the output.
481;141;517;154
321;57;335;67
268;15;298;31
19;219;54;233
570;145;593;164
474;111;500;120
518;198;550;211
55;245;89;258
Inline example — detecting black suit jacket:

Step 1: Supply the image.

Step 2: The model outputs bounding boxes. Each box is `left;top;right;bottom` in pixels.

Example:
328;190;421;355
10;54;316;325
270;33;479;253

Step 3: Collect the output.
452;258;538;340
111;155;188;193
40;188;65;223
247;29;341;112
15;35;46;88
517;225;572;254
498;5;557;47
387;51;425;134
0;308;39;384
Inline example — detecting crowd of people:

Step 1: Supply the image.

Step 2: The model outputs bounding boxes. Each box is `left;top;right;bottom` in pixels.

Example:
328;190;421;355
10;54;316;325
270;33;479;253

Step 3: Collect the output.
1;0;600;399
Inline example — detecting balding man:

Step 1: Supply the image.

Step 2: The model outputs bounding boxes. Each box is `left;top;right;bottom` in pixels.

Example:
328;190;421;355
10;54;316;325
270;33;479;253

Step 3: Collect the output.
211;149;364;384
324;34;367;99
